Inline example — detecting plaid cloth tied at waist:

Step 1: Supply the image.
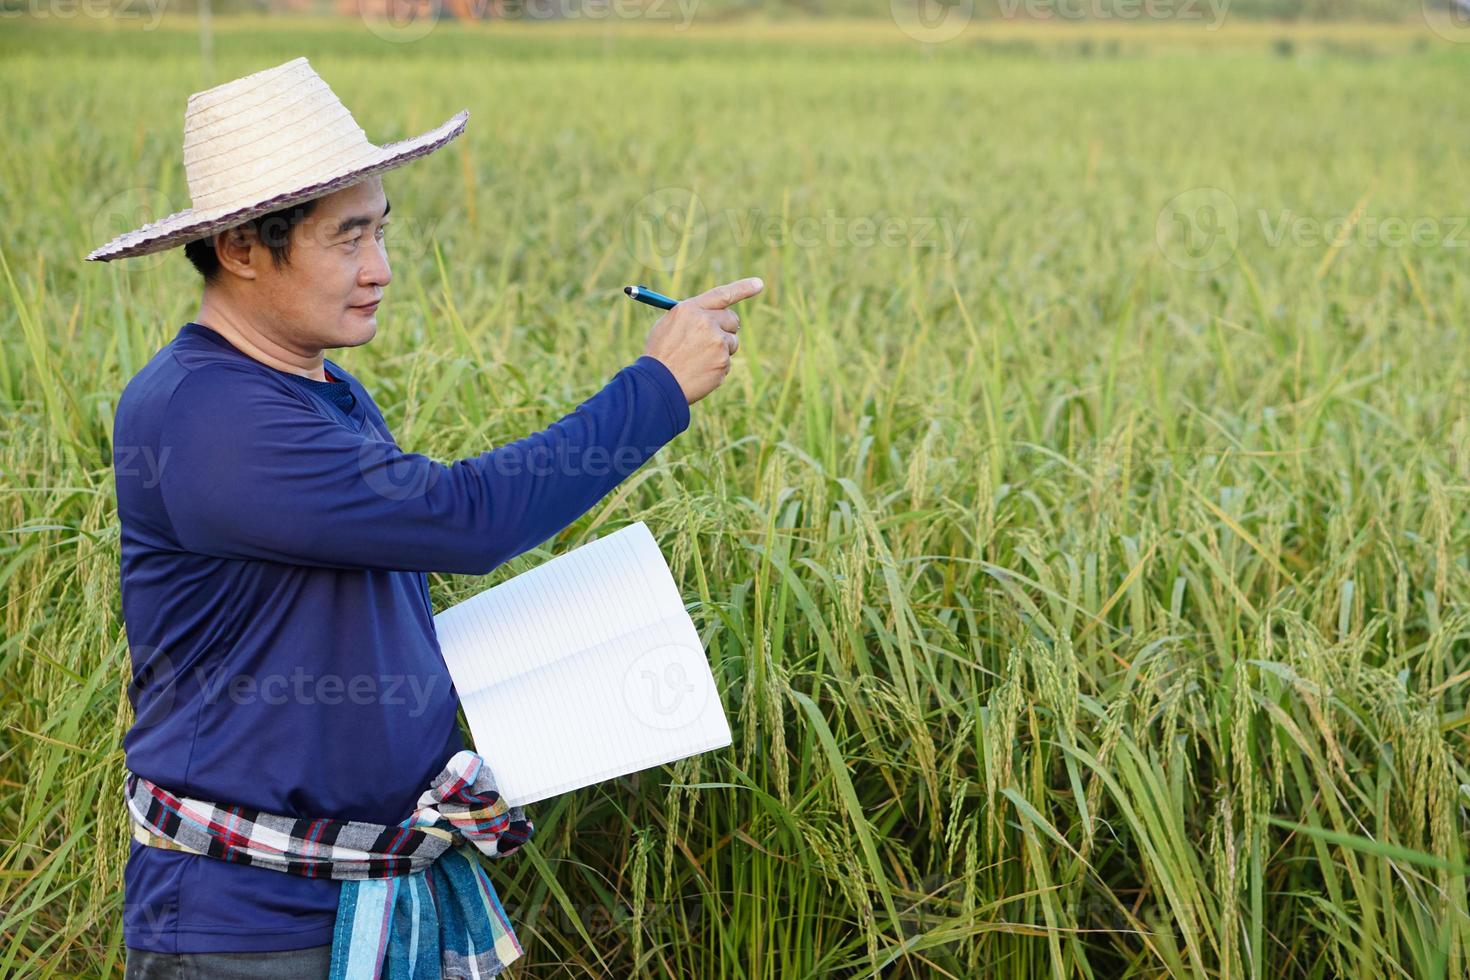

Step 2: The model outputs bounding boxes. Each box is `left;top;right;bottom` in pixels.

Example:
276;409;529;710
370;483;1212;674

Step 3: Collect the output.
126;750;534;979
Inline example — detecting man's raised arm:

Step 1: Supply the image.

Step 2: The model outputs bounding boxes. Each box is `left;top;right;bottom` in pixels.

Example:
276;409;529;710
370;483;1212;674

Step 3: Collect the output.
155;355;682;574
153;277;762;575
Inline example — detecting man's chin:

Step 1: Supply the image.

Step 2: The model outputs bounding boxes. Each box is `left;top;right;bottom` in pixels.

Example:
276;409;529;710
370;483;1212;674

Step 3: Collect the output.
336;312;378;346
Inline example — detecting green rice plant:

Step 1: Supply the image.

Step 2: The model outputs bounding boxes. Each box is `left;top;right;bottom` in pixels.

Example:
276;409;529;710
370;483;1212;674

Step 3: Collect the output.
1;14;1468;979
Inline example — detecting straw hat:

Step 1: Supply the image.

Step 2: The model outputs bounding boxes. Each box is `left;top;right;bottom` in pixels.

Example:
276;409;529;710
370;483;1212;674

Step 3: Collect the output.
87;57;468;262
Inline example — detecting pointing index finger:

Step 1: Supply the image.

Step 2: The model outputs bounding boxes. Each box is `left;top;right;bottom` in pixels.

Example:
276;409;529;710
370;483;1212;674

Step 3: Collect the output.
691;277;765;310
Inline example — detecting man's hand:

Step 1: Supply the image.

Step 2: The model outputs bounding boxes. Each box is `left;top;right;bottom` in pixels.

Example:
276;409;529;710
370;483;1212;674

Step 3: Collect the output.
641;277;763;406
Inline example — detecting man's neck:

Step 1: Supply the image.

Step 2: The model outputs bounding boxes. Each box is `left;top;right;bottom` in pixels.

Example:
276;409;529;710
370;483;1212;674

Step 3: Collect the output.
195;293;329;382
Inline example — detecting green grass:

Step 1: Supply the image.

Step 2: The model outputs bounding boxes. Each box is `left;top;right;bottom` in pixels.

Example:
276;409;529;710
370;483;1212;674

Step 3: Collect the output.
2;15;1470;978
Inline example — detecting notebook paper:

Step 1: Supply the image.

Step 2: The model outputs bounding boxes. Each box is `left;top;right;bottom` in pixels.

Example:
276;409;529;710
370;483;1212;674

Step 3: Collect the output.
432;521;732;807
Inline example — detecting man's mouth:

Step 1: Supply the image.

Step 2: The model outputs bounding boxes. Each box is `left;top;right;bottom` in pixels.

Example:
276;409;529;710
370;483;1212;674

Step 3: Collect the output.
350;300;380;315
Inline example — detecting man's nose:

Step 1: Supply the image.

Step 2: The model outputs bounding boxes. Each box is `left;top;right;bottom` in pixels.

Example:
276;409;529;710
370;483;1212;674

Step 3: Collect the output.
362;238;392;289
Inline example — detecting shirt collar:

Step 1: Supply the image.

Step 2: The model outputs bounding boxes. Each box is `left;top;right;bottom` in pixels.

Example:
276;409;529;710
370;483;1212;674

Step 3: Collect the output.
179;321;349;385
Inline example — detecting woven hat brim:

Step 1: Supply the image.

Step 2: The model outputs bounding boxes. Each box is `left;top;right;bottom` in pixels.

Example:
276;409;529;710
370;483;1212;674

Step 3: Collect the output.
86;109;469;262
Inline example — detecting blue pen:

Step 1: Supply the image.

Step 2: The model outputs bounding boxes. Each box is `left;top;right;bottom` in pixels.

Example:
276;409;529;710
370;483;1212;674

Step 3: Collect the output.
623;285;681;311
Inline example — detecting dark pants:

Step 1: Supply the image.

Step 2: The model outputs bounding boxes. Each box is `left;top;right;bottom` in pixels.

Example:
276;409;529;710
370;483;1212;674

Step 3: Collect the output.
123;943;333;979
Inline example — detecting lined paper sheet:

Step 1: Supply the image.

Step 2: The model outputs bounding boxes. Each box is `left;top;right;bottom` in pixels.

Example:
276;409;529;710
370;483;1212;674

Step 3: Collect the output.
433;522;732;807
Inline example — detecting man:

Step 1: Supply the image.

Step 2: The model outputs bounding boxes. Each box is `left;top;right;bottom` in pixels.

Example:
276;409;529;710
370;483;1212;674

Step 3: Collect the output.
90;57;762;978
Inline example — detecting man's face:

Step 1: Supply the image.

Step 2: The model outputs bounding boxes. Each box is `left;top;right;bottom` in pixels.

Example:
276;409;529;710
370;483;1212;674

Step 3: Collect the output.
250;177;393;351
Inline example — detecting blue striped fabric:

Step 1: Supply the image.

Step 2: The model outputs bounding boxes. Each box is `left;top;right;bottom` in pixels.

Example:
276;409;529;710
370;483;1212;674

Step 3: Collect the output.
330;845;522;979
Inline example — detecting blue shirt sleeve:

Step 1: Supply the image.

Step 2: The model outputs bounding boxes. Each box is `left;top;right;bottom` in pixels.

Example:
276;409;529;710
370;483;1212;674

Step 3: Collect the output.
157;355;691;574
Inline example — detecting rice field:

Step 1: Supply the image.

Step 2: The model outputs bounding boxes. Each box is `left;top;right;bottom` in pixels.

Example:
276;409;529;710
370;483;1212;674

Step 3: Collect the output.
2;14;1470;978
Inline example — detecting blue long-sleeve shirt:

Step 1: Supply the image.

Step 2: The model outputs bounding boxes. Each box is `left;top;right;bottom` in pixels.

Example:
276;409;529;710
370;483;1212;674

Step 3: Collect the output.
114;320;690;953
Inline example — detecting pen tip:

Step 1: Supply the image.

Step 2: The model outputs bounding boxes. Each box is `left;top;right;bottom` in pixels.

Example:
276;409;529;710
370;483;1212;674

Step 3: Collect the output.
623;286;636;296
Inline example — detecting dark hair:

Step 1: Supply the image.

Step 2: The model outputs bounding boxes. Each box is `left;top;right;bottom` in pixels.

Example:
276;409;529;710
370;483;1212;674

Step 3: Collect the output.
184;197;320;284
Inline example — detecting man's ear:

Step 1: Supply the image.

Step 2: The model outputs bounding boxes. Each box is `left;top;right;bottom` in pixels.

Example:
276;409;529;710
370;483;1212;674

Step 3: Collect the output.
214;226;259;281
